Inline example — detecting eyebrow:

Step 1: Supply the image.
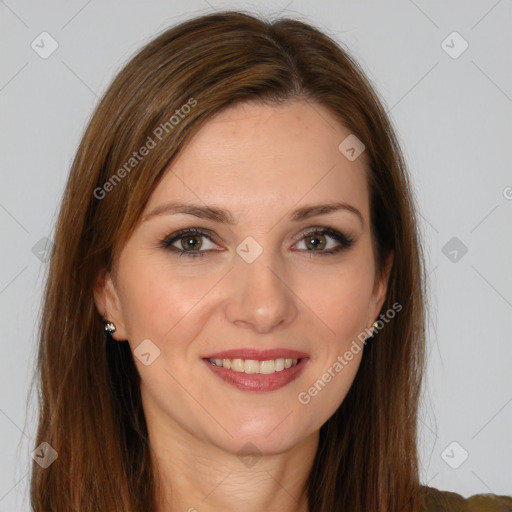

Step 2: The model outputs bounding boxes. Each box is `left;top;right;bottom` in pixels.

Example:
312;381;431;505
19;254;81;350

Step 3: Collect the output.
142;201;364;226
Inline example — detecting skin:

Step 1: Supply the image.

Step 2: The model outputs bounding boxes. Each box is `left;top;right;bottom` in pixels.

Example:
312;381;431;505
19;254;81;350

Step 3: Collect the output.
95;100;393;512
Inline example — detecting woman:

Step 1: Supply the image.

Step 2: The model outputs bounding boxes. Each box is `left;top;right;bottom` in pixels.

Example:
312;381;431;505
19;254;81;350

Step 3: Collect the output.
29;10;511;512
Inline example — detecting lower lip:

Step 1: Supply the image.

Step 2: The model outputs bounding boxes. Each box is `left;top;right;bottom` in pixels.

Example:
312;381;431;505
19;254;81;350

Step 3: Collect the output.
203;358;309;392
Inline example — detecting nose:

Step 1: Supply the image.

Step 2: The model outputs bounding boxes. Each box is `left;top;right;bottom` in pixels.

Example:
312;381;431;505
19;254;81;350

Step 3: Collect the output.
225;251;298;335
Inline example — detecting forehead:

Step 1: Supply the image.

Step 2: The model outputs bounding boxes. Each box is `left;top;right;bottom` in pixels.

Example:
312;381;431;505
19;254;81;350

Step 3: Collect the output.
145;100;370;222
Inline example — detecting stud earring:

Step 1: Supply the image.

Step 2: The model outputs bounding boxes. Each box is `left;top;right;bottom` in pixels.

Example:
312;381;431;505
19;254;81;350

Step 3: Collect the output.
104;321;116;335
365;320;380;343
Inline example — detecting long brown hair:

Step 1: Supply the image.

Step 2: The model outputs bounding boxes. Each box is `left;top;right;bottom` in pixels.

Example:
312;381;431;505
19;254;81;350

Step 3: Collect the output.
29;10;427;511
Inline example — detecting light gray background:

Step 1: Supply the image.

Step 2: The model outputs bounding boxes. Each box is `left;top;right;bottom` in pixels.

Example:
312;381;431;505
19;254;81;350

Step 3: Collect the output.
1;1;511;510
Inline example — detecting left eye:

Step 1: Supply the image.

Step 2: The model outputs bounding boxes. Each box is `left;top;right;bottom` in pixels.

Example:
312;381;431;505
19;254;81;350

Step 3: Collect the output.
295;230;343;252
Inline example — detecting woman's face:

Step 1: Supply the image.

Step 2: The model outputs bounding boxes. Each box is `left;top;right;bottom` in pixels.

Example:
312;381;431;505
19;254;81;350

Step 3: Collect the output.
96;100;391;456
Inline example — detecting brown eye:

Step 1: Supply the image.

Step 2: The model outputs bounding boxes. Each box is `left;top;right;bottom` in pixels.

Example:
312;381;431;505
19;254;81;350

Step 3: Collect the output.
180;234;203;251
304;234;326;251
160;228;218;258
295;228;354;256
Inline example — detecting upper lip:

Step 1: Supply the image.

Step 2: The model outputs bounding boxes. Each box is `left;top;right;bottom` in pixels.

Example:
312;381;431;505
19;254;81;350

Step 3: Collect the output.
202;348;309;361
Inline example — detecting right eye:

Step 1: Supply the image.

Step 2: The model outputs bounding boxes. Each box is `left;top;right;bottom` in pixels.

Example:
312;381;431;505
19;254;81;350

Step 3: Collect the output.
159;228;220;258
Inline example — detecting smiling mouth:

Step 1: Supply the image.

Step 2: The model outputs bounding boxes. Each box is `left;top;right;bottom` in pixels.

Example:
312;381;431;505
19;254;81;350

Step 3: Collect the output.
207;357;300;374
202;356;309;392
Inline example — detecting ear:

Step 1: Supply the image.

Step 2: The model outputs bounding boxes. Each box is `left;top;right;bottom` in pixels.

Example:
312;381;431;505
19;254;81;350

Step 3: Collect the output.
93;268;128;341
369;251;394;322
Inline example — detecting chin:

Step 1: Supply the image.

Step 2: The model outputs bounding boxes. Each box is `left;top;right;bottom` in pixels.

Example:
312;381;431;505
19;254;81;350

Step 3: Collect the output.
205;412;309;455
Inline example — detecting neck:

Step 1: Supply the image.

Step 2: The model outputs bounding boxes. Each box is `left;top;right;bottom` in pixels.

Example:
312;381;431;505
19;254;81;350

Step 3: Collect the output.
149;420;318;512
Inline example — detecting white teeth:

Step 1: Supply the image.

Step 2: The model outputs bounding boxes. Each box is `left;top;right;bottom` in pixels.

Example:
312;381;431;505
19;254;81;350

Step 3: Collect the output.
259;360;275;374
208;357;299;374
231;358;244;372
274;358;285;371
244;360;259;374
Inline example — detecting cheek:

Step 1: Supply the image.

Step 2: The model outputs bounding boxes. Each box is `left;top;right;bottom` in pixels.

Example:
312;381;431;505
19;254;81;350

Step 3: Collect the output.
116;255;207;342
295;269;372;428
306;262;376;339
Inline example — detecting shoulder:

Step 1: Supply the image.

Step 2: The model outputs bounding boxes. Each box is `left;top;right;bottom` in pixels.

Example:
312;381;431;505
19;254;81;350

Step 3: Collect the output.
420;485;512;512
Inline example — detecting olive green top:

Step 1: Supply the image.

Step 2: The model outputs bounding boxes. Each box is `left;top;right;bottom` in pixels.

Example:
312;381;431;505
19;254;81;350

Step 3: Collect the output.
421;486;512;511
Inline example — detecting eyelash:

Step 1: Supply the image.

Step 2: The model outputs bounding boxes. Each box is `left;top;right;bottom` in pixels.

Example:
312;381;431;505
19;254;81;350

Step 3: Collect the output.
159;227;354;259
